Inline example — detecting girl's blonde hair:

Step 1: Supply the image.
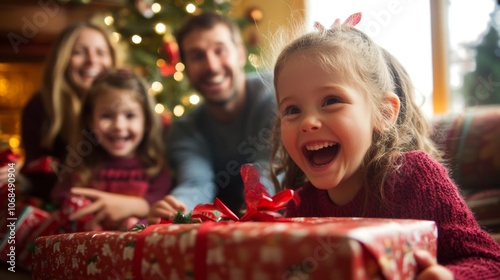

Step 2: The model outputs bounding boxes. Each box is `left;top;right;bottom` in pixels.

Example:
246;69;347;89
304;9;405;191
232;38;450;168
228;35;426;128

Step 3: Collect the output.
40;21;118;150
75;69;165;185
270;22;443;205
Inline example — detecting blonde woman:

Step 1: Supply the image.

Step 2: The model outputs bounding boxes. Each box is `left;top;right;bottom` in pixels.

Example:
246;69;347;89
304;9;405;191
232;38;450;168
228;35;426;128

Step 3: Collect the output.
20;21;119;203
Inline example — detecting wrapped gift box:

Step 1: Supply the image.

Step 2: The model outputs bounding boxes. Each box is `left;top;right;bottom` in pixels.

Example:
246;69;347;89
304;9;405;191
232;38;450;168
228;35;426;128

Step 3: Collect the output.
0;205;59;270
32;217;437;280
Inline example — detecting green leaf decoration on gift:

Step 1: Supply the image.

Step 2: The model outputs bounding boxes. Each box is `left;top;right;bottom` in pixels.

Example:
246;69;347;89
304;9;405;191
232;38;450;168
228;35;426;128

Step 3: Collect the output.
286;264;311;278
87;255;98;264
28;243;36;252
125;241;136;247
44;203;57;212
131;223;147;232
173;211;197;224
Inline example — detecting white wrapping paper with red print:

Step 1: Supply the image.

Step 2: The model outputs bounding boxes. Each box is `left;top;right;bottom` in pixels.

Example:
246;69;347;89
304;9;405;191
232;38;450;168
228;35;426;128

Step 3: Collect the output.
31;217;437;280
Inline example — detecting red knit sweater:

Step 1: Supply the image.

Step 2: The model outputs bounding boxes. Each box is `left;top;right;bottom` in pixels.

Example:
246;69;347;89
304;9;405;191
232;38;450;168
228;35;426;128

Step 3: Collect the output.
52;154;171;207
285;151;500;279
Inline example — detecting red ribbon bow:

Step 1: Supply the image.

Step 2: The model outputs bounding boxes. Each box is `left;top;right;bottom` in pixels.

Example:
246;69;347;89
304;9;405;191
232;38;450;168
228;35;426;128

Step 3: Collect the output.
22;156;58;174
191;164;295;222
314;12;362;31
0;148;21;167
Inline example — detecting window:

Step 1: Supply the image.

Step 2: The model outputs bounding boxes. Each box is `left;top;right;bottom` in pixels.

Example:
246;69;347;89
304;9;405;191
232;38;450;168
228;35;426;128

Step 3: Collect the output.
306;0;433;116
448;0;497;111
306;0;498;116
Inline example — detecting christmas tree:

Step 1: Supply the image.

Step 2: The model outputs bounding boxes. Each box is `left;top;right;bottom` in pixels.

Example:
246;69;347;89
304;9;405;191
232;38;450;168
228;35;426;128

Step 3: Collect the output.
92;0;261;120
461;5;500;106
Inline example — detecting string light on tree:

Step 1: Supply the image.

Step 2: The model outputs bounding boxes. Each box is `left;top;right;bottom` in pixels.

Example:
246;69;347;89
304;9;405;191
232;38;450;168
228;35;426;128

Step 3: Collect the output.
173;105;185;117
189;94;200;105
104;15;114;26
131;35;142;44
151;3;161;13
151;81;163;93
155;103;165;113
111;32;121;43
186;3;196;13
155;23;167;34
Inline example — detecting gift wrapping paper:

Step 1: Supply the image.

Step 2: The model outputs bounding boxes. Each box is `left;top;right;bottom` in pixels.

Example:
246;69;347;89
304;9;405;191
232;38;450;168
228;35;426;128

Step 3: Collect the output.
1;205;59;270
32;217;437;280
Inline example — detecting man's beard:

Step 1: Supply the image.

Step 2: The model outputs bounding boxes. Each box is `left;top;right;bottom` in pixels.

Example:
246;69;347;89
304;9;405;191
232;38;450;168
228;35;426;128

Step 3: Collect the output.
205;86;239;106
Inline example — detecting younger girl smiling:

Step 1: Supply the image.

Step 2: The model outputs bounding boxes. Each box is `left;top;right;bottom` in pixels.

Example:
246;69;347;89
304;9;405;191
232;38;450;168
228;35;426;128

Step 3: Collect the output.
52;69;171;230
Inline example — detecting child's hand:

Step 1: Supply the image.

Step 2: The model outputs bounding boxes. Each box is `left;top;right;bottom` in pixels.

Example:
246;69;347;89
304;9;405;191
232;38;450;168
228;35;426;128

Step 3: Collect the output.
69;188;149;229
414;250;454;280
147;195;187;224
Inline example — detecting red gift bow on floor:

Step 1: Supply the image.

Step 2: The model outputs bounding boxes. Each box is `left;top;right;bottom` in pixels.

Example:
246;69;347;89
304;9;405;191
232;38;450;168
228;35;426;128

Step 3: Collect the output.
0;148;20;167
22;156;58;174
190;164;296;222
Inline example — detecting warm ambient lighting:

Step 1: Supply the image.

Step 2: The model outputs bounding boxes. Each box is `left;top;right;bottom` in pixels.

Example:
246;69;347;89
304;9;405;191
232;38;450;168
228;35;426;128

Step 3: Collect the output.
152;3;161;13
189;94;200;105
152;81;163;92
173;72;184;81
155;104;165;114
175;62;185;72
156;59;166;67
173;105;185;117
186;4;196;13
104;16;114;26
9;137;20;149
131;35;142;44
155;23;167;34
111;32;121;43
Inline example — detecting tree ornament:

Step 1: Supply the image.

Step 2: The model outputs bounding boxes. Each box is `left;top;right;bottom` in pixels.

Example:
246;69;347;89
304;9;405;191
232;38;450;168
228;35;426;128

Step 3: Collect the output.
163;41;180;65
160;41;179;76
135;0;154;18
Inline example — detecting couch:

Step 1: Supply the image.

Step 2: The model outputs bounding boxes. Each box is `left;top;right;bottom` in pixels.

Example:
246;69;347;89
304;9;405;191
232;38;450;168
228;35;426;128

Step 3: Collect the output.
431;105;500;241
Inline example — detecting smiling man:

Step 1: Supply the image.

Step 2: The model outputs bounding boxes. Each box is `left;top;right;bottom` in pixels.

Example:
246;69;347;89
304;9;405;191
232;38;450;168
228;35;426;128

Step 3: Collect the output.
148;12;278;221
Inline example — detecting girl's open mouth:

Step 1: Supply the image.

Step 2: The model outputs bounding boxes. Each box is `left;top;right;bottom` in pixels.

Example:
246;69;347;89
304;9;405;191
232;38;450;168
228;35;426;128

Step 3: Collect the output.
303;142;339;167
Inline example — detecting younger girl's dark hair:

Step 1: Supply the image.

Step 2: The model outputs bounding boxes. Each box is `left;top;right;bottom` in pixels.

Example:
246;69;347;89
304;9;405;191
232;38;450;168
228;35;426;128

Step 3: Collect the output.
73;68;164;185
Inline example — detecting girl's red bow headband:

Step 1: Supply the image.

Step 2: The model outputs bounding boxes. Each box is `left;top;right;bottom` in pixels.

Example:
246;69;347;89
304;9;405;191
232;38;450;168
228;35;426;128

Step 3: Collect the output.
314;12;362;31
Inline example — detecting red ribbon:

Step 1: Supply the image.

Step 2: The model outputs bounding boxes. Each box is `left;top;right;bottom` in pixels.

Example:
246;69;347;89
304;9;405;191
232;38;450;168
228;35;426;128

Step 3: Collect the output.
132;223;164;279
131;221;225;280
22;156;57;174
132;164;297;279
0;148;20;167
188;165;297;278
192;164;296;222
193;222;218;280
130;221;217;280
